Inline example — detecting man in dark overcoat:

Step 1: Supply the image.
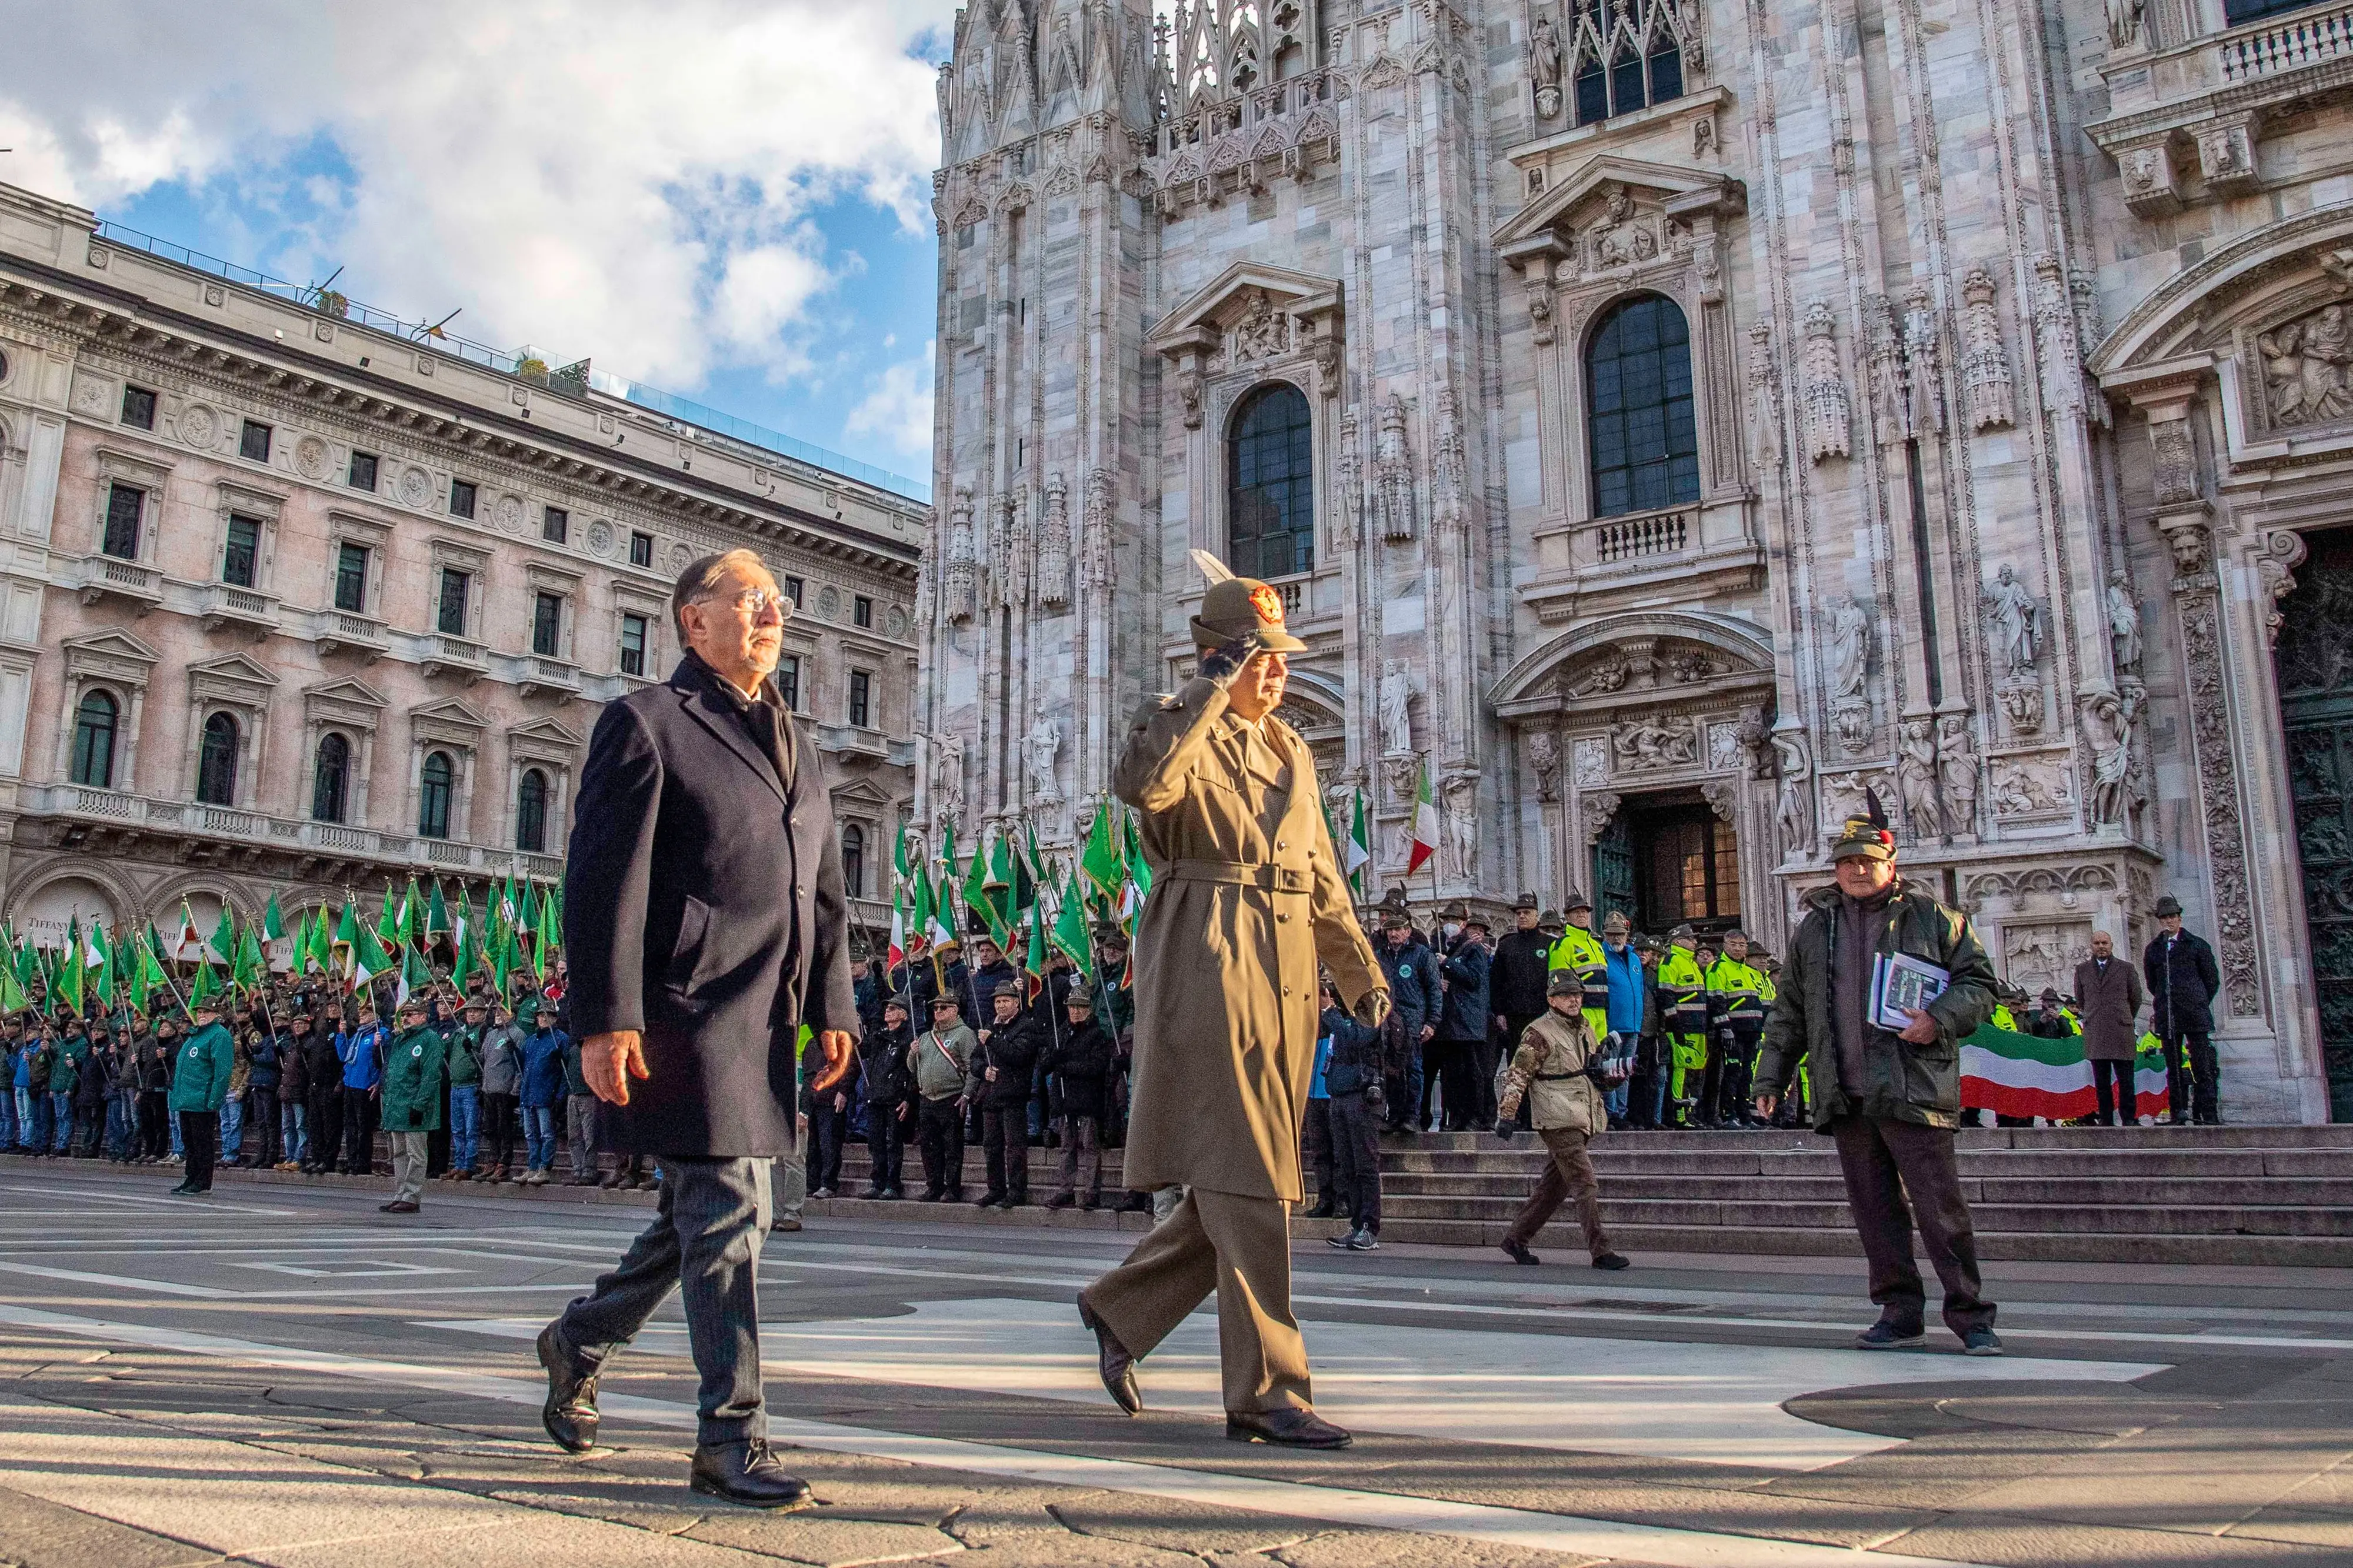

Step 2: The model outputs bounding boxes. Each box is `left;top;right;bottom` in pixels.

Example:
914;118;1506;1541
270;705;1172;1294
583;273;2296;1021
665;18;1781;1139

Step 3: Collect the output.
2073;929;2147;1126
542;548;856;1510
2144;894;2223;1124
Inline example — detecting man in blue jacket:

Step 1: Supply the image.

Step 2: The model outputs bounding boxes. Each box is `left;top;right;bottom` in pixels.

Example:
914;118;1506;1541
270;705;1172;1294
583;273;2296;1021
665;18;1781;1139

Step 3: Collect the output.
1372;895;1440;1136
335;1005;387;1176
1432;906;1494;1132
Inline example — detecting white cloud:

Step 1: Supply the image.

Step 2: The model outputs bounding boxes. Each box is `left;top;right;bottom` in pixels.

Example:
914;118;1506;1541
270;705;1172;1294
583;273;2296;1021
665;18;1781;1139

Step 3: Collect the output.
846;342;937;458
0;0;956;388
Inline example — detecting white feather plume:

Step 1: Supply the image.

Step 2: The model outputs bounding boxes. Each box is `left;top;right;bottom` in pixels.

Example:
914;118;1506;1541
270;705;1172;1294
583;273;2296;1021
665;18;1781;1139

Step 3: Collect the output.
1189;548;1234;588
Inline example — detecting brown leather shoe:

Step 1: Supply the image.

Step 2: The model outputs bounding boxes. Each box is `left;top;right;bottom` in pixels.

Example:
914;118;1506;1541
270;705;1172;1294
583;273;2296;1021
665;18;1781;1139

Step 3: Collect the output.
378;1200;420;1214
536;1322;599;1453
1076;1295;1141;1415
1226;1407;1352;1449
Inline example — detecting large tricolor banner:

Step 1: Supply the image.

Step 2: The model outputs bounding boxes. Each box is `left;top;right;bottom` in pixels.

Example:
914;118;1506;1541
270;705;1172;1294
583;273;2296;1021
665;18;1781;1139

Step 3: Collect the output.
1960;1026;2169;1120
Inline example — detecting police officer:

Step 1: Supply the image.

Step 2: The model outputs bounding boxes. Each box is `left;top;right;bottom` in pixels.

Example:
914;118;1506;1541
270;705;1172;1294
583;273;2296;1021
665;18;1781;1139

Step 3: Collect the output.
1656;926;1709;1127
1704;930;1773;1127
1547;892;1611;1069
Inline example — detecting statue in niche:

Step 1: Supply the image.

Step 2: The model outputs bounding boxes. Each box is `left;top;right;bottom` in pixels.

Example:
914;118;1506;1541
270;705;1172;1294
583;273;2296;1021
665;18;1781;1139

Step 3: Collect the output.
1772;728;1813;858
931;730;968;821
1378;660;1414;755
1442;773;1479;881
1937;715;1980;833
1982;564;2042;680
1896;718;1944;840
1826;595;1872;699
2107;573;2142;676
1026;716;1062;803
1528;12;1564;118
2081;686;2137;828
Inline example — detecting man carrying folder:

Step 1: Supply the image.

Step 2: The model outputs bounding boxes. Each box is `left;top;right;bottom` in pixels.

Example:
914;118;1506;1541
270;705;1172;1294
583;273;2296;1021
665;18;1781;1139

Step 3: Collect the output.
1753;792;2003;1356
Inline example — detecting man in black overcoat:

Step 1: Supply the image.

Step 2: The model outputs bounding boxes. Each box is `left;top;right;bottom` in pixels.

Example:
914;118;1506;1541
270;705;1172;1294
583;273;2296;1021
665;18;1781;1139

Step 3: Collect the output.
2144;894;2224;1124
539;548;856;1510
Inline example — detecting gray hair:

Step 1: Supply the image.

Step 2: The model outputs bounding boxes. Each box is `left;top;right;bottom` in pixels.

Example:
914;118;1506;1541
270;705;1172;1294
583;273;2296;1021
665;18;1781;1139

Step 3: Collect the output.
671;548;768;635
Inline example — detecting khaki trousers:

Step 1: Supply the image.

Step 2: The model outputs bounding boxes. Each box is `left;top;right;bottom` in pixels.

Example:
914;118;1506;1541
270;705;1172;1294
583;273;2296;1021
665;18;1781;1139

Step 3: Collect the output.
1501;1126;1612;1256
1081;1186;1309;1416
390;1130;430;1203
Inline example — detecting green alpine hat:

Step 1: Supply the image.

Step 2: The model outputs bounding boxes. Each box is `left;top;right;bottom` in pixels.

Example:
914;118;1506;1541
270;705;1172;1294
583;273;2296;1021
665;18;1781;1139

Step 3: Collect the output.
1190;576;1308;655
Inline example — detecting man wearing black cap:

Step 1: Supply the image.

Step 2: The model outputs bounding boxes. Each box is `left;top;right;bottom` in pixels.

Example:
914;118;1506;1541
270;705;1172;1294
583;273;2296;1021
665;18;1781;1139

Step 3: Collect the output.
1754;797;2002;1355
858;995;914;1198
1489;893;1551;1097
2144;895;2222;1124
1042;988;1115;1210
971;980;1041;1209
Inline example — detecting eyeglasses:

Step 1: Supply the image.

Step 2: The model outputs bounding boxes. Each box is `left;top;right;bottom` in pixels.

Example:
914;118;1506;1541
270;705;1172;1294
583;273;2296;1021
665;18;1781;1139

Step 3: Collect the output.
702;586;788;616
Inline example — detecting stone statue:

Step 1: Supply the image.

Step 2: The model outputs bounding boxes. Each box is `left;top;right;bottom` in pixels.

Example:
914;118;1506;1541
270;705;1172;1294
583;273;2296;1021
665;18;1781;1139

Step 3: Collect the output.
1378;660;1414;755
1936;714;1979;834
1235;288;1289;361
1772;728;1813;858
2106;573;2142;675
1826;595;1871;698
1026;716;1062;803
2260;305;2353;429
1528;730;1562;802
1590;185;1657;270
1442;773;1479;882
1375;392;1415;541
2105;0;2145;49
2080;686;2135;827
1896;717;1944;840
1528;12;1563;89
931;730;968;821
945;491;978;623
1982;564;2041;680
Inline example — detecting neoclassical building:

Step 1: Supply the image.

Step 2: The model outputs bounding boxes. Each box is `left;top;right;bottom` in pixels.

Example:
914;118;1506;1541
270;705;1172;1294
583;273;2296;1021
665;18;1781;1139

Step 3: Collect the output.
0;180;926;960
916;0;2353;1122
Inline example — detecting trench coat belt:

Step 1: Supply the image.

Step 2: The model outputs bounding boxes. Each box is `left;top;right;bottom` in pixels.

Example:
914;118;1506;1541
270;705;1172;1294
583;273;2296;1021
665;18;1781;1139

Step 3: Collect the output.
1165;858;1312;895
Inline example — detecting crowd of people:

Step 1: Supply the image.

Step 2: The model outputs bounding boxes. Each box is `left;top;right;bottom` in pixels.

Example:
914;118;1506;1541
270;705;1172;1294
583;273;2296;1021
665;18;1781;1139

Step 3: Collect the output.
0;885;2224;1215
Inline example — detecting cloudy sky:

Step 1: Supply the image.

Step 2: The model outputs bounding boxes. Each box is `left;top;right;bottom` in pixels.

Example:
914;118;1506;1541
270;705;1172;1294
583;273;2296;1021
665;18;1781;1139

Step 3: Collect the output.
1;1;958;488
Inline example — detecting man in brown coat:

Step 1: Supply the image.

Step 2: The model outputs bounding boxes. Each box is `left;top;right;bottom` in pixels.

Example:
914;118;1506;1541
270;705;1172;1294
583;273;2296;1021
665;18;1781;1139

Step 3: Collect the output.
1077;574;1388;1450
2072;930;2146;1126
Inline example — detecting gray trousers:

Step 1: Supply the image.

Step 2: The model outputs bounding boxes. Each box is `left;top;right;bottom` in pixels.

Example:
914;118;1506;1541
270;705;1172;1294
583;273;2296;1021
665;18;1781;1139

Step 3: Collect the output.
390;1131;430;1203
556;1157;774;1446
566;1094;601;1180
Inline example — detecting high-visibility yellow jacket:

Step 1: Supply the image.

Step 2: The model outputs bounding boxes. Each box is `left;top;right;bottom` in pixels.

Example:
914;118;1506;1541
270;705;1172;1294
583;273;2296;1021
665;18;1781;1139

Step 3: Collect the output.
1548;922;1610;1036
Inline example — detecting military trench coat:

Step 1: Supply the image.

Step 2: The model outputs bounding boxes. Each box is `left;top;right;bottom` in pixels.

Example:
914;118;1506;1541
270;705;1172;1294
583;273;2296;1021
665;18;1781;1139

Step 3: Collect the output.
1113;675;1384;1203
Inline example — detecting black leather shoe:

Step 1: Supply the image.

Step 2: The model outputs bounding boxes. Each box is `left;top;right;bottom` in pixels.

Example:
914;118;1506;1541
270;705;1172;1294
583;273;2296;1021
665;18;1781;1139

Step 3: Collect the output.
168;1182;198;1196
1077;1295;1141;1415
1501;1239;1541;1266
1226;1407;1352;1448
689;1439;815;1510
1592;1252;1631;1271
536;1322;599;1453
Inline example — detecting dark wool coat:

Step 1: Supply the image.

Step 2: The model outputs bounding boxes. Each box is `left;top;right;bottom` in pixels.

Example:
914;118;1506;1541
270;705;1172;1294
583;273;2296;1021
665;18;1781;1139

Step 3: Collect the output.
564;653;858;1157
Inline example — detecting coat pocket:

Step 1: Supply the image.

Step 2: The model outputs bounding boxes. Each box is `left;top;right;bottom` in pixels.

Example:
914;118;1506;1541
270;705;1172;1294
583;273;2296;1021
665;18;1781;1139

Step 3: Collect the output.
665;895;712;992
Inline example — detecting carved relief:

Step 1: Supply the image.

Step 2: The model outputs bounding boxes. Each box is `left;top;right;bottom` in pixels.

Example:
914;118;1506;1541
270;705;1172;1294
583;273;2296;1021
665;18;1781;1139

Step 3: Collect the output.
1037;473;1072;610
1581;790;1622;846
2004;922;2091;999
1819;769;1895;834
1178;365;1204;429
1573;736;1608;786
946;489;978;623
1610;715;1699;772
1528;730;1562;803
2149;418;2199;506
1747;319;1783;477
2175;586;2264;1015
1937;715;1981;835
1801;301;1853;463
2257;301;2353;429
1381;752;1418;808
1959;268;2016;431
2259;529;2309;647
1233;288;1292;362
1989;752;2074;819
1588;185;1659;270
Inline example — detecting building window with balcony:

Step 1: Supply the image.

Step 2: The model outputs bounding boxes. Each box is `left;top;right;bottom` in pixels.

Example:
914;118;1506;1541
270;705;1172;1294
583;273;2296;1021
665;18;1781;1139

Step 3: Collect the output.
438;569;471;636
516;768;549;854
120;385;157;430
1569;0;1684;126
348;451;379;491
532;591;564;657
102;484;144;560
196;712;240;806
852;594;873;628
1228;383;1315;579
848;668;872;729
239;420;272;463
419;750;455;839
629;531;653;567
70;691;118;789
542;506;569;544
334;543;370;613
222;514;262;588
312;732;351;823
619;612;648;677
841;823;866;899
776;654;801;713
449;479;478;519
1587;292;1699;519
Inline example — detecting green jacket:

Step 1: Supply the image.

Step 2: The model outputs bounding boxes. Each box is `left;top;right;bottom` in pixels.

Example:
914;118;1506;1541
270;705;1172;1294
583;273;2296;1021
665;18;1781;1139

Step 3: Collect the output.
444;1022;483;1087
378;1025;448;1133
1755;879;1998;1132
49;1037;86;1099
166;1023;236;1114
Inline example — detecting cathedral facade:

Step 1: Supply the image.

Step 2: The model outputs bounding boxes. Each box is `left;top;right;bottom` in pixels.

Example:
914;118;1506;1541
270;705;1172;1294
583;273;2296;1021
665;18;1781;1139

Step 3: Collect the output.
917;0;2353;1123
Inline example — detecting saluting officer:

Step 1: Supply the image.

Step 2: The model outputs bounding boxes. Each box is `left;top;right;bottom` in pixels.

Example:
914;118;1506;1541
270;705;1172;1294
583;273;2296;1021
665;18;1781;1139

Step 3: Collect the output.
1076;573;1388;1450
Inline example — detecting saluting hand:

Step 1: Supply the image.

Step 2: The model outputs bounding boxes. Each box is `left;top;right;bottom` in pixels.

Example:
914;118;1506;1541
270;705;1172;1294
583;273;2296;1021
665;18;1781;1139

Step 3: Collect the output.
584;1030;650;1106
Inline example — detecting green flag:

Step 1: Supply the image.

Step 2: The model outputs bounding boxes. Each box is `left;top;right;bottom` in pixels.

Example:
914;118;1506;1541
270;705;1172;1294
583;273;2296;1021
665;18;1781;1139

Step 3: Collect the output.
129;932;168;1018
535;886;559;976
188;957;222;1015
1345;789;1373;898
399;878;425;949
232;922;265;995
396;942;431;1005
375;886;400;945
426;880;451;940
962;829;995;945
987;831;1018;934
1080;802;1124;899
208;903;236;966
0;956;31;1016
1049;874;1095;980
56;919;85;1012
1024;892;1050;1003
262;893;285;944
352;918;394;993
452;915;482;992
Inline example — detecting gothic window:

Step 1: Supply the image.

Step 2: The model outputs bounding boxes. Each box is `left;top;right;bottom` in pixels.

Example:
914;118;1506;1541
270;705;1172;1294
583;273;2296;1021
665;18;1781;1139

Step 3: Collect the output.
70;691;118;789
312;732;351;823
841;823;866;899
516;768;549;853
1569;0;1687;125
196;712;239;806
1227;383;1315;579
418;750;455;839
1586;293;1700;519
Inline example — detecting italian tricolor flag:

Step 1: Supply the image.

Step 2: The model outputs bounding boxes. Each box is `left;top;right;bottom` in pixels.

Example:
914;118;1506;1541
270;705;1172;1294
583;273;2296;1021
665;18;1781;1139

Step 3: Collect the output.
1961;1027;2170;1120
1405;761;1439;876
